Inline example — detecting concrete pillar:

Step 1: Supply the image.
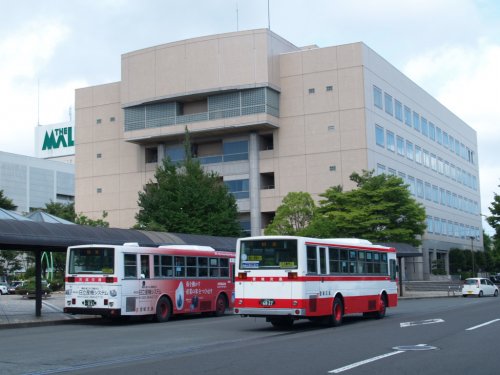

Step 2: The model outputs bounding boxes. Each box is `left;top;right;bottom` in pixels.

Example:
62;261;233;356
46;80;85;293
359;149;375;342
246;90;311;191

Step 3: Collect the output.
248;132;261;236
422;246;430;281
444;251;450;275
158;144;165;162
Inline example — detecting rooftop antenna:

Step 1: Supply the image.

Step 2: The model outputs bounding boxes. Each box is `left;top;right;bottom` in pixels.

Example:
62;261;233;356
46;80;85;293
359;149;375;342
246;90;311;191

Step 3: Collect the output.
37;78;40;126
268;0;271;30
236;2;239;31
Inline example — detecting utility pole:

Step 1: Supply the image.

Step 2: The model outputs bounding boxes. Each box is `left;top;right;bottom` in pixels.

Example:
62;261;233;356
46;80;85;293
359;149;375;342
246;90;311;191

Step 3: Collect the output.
469;236;475;277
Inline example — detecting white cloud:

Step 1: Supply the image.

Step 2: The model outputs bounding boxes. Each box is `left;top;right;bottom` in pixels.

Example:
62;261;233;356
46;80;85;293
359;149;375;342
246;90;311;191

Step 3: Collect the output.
0;19;72;156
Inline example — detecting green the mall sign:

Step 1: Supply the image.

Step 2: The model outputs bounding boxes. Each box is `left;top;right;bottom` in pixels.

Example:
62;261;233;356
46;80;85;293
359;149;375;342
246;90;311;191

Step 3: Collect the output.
35;123;75;159
42;126;75;150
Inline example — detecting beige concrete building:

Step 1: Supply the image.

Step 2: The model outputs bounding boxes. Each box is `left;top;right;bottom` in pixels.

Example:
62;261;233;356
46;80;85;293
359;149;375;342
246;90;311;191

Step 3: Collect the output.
75;29;482;280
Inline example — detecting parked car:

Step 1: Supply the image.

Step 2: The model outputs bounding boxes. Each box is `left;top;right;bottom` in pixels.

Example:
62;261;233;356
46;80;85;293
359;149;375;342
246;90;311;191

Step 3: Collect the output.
489;276;500;284
462;277;499;297
15;279;51;298
0;282;8;295
7;281;24;294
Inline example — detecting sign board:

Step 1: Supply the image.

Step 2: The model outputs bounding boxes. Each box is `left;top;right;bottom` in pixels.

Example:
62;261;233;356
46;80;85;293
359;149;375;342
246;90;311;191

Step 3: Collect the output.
35;122;75;159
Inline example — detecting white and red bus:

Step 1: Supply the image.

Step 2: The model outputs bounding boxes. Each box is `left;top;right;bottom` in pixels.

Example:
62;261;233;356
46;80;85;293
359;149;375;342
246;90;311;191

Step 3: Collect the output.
234;236;398;327
64;243;235;322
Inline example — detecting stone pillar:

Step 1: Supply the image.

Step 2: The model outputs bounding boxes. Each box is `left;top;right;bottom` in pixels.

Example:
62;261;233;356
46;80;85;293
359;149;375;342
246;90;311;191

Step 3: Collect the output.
158;144;165;162
444;251;450;276
249;132;261;236
422;246;430;281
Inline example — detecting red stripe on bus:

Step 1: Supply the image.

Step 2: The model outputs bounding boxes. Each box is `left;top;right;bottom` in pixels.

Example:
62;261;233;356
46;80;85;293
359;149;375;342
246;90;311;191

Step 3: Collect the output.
238;276;394;282
65;276;118;283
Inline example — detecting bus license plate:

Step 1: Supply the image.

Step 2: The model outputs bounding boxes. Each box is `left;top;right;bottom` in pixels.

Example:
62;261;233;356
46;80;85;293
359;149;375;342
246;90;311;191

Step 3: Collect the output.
260;299;275;307
84;300;97;307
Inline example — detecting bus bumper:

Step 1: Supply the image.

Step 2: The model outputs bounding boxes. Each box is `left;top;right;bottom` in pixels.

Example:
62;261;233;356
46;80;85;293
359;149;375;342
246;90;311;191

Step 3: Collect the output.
64;307;121;317
234;307;306;317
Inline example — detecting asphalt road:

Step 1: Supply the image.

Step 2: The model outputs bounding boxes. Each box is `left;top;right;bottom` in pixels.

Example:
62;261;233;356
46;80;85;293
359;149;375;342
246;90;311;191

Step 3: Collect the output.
1;296;499;375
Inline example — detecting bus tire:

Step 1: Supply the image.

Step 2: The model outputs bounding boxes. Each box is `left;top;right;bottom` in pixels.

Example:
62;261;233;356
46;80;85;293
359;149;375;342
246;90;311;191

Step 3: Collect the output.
327;296;343;327
154;296;172;323
374;295;387;319
214;293;228;317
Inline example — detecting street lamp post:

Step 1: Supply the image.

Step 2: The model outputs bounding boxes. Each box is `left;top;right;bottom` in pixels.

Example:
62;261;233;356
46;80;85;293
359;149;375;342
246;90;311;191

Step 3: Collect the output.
468;236;475;277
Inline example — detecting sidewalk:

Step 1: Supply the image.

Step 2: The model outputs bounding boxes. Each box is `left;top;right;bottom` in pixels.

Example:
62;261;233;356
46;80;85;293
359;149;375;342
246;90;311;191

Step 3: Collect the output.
0;292;99;329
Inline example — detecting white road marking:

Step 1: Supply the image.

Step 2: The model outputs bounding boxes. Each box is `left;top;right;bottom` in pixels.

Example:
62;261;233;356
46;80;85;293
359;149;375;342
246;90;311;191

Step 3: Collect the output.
327;351;404;373
466;319;500;331
400;318;444;327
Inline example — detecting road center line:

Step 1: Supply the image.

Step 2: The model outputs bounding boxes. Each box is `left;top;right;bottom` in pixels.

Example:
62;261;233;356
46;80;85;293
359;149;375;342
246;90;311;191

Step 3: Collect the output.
466;319;500;331
328;351;404;373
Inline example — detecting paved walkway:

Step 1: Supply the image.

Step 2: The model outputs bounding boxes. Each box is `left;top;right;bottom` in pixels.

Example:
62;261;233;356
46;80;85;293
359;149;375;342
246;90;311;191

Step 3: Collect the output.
0;292;99;328
0;289;459;329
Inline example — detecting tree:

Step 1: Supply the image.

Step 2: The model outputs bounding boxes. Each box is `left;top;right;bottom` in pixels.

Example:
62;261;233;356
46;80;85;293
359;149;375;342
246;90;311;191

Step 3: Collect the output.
309;170;427;245
265;192;316;235
0;190;16;210
487;186;500;240
135;128;241;236
42;201;109;227
44;201;77;222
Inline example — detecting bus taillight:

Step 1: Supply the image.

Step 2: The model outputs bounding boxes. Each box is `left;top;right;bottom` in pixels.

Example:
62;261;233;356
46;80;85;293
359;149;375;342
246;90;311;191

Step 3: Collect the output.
66;276;75;283
288;272;298;279
238;272;248;280
105;277;116;283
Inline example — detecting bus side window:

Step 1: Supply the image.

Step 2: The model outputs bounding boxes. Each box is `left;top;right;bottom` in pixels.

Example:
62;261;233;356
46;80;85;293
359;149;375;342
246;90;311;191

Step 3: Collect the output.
198;257;208;277
210;258;220;277
390;259;397;281
124;254;137;278
175;256;185;277
220;258;229;277
140;255;150;279
307;246;317;274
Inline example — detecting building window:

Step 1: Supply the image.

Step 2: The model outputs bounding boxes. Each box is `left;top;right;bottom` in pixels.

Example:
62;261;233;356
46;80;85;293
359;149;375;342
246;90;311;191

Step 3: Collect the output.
395;100;403;121
404;106;412;127
425;182;432;201
224;179;249;199
384;93;393;116
377;164;386;175
421;117;428;137
416;179;424;198
436;127;442;144
97;188;102;193
96;119;102;124
429;122;435;140
423;150;430;168
443;132;449;149
386;130;395;152
308;88;315;94
329;165;336;172
223;140;248;162
415;146;422;164
396;136;404;156
373;86;383;109
406;141;414;160
110;117;116;122
412;112;420;132
145;147;158;163
326;85;333;92
408;176;416;195
375;125;384;147
427;216;434;233
432;185;439;203
96;153;102;159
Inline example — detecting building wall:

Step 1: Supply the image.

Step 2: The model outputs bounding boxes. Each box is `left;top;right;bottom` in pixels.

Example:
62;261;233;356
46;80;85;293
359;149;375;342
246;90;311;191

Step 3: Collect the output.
0;151;74;213
74;29;482;277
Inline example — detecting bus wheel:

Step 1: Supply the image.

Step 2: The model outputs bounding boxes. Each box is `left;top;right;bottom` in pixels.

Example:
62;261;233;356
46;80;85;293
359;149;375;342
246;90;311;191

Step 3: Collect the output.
214;294;227;317
374;295;387;319
328;296;343;327
154;296;171;323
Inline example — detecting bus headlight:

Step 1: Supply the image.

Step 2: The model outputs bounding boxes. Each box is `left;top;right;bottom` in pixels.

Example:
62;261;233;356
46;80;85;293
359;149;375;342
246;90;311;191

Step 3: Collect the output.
109;290;117;297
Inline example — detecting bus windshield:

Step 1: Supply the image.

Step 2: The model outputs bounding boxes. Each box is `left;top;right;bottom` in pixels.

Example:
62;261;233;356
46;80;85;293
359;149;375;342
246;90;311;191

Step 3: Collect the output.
68;247;115;274
239;239;298;269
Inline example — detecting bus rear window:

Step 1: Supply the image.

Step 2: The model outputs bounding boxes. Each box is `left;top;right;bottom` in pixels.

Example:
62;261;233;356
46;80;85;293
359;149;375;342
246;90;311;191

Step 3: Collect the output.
240;239;298;269
68;247;114;274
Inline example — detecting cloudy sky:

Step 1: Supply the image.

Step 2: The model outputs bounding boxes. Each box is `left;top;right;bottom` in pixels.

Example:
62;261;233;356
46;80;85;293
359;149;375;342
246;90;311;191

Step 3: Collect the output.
1;0;499;232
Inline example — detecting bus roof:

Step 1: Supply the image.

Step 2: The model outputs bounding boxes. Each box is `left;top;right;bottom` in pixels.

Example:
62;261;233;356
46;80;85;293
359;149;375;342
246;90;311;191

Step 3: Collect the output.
158;245;215;251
